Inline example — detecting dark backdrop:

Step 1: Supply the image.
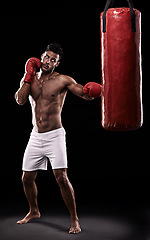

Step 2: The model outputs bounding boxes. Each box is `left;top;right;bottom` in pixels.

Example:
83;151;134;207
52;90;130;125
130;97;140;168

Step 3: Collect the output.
1;0;149;208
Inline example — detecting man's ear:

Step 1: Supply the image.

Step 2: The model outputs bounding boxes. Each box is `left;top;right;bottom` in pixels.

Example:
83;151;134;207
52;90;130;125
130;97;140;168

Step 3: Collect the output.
56;61;60;68
41;53;45;62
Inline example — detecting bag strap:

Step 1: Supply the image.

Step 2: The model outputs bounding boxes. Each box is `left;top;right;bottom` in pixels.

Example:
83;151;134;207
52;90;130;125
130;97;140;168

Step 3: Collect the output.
102;0;136;33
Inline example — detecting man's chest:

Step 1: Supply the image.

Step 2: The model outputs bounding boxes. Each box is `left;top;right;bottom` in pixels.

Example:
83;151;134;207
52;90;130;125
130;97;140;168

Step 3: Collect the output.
30;75;65;101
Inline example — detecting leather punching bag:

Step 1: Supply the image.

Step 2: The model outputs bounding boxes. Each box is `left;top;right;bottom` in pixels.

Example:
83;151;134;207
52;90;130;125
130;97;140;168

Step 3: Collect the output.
100;0;143;131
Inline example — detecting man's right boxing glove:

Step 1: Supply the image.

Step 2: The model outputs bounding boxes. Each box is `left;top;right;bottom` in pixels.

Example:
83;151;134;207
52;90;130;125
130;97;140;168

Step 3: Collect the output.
24;57;41;84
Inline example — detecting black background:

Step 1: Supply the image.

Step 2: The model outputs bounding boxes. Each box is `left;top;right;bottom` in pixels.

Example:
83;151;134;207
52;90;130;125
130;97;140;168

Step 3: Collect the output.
1;0;149;211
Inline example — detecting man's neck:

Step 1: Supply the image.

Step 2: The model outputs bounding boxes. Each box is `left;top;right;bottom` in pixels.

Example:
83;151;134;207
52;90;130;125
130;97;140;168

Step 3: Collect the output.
40;69;55;78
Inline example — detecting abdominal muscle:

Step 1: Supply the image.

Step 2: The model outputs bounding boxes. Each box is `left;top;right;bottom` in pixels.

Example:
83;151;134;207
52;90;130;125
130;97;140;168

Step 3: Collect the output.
30;97;63;133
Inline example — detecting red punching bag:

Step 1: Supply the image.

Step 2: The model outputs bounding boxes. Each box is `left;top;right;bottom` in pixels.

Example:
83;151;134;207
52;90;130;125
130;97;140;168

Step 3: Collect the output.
100;0;143;131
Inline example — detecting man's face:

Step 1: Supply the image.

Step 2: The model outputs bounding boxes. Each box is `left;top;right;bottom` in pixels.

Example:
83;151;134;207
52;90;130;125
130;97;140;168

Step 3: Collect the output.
41;51;60;73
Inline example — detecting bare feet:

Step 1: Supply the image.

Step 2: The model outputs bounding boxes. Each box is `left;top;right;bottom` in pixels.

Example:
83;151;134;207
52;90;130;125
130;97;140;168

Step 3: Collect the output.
69;218;81;234
17;211;41;224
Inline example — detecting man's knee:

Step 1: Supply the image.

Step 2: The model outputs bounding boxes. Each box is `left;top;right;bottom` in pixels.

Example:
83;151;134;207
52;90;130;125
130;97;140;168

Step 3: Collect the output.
55;171;68;187
22;174;31;186
22;171;37;186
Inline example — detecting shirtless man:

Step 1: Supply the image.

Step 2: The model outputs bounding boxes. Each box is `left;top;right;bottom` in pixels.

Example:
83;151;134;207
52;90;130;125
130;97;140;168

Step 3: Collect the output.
15;43;101;234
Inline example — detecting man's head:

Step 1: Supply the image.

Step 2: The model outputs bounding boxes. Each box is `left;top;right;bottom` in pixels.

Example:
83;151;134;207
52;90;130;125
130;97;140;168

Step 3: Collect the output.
41;43;63;73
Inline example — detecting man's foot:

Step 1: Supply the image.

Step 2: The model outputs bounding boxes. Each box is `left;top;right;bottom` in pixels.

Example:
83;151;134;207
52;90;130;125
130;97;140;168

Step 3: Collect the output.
17;211;41;224
69;218;81;234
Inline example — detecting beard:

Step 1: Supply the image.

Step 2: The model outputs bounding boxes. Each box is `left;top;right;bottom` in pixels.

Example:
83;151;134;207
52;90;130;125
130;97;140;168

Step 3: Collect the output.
41;63;55;73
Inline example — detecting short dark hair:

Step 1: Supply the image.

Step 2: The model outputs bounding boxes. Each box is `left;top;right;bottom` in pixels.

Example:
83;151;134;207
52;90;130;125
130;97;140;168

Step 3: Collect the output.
46;43;63;60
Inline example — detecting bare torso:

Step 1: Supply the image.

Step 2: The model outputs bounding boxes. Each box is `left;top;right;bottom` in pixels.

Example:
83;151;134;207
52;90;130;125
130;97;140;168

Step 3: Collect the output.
29;71;68;133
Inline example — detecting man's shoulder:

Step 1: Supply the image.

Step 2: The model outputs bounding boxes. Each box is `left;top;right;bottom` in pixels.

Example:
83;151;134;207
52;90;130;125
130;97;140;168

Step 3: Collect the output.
58;73;76;86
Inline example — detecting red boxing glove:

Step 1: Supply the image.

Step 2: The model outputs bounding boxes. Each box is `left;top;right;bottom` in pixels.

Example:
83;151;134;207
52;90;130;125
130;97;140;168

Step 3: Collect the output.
24;57;41;84
83;82;102;98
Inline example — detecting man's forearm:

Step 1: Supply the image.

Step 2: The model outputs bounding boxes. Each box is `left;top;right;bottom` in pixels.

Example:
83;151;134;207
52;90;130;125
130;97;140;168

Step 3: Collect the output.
15;57;41;105
15;82;31;105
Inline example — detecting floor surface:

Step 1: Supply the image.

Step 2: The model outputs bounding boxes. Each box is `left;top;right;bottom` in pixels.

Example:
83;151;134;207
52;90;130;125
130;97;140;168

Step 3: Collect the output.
0;202;149;240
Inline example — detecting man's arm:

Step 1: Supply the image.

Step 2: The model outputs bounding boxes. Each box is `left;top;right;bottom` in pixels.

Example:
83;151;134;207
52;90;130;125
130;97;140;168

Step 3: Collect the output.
15;57;41;105
65;76;94;101
15;79;31;105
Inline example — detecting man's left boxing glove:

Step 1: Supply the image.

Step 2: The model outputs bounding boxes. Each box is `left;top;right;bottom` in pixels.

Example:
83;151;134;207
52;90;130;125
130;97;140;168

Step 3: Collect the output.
83;82;102;98
24;57;42;84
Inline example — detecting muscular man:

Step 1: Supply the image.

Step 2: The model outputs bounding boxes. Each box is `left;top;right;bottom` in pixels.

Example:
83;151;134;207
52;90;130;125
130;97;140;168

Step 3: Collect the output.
15;43;101;234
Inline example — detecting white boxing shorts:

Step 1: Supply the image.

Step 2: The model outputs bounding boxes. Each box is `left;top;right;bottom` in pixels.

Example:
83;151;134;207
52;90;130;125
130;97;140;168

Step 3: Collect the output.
22;127;68;171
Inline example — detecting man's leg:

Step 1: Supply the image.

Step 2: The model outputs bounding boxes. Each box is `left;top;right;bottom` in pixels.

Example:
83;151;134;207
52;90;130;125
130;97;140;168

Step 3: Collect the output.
17;171;40;224
53;168;81;234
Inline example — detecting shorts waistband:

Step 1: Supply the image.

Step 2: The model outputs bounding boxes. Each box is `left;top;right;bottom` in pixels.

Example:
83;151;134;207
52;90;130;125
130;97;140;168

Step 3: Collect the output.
31;127;65;140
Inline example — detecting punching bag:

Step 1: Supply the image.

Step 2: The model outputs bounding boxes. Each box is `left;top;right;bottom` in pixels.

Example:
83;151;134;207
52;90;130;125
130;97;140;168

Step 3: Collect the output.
100;0;143;131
